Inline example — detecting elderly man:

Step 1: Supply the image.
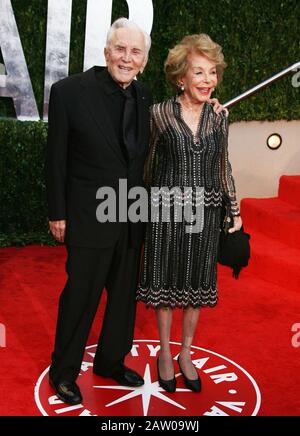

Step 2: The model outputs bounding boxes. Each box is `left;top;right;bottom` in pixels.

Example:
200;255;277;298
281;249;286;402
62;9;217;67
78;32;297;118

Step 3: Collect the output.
46;18;152;405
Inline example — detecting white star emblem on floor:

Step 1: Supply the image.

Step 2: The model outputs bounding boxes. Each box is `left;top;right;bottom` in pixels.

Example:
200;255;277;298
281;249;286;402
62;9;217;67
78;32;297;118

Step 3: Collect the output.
93;363;191;416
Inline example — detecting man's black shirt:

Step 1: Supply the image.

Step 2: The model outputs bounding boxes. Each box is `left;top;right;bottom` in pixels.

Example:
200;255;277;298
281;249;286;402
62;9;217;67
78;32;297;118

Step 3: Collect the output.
95;67;137;163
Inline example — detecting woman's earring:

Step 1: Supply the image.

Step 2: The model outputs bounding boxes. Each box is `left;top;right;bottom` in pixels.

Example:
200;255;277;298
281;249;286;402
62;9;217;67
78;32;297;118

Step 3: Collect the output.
179;83;184;92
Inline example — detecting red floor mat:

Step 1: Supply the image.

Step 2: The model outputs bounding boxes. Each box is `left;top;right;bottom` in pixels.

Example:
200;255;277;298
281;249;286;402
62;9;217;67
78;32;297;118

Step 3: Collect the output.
1;245;300;416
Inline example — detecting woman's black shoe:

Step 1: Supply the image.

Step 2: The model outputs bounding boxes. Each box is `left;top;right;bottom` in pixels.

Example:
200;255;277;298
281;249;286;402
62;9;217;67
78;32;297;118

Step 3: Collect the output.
157;358;176;393
178;358;201;392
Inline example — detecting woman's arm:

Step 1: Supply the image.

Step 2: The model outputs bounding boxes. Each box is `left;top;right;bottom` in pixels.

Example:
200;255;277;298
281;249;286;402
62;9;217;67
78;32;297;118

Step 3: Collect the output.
143;106;160;187
219;113;243;233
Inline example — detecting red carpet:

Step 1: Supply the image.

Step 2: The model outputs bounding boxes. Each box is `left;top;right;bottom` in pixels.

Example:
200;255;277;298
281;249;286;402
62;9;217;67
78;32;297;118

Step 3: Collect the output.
241;175;300;293
0;175;300;416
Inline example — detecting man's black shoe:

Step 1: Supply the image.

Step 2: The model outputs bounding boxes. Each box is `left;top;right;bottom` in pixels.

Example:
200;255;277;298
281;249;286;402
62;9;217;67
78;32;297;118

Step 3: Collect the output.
49;378;82;405
95;365;144;387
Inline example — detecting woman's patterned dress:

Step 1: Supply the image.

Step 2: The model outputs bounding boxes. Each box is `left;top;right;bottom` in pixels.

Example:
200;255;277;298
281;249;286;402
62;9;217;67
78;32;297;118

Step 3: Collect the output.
137;98;240;308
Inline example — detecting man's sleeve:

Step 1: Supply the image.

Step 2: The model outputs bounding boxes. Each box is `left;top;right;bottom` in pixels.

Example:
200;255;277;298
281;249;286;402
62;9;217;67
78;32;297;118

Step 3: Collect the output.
45;84;69;221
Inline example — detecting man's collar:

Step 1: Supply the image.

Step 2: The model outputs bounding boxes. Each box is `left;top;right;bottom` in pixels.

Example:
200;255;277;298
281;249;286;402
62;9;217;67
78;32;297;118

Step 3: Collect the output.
98;67;135;95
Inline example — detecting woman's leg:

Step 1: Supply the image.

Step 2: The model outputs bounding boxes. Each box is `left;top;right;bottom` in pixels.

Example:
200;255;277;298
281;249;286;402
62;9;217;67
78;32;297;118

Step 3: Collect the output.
156;307;174;380
178;306;200;379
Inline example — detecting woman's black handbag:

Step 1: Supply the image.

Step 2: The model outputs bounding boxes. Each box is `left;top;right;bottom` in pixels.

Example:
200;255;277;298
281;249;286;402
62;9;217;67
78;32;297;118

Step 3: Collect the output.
218;196;251;278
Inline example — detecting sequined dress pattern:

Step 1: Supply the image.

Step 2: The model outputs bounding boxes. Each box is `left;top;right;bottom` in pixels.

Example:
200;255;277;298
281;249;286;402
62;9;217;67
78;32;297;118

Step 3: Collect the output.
137;99;240;308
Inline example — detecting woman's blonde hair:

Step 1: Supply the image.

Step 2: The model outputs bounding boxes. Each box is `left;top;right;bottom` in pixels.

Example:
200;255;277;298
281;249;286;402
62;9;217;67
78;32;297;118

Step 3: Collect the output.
164;33;226;90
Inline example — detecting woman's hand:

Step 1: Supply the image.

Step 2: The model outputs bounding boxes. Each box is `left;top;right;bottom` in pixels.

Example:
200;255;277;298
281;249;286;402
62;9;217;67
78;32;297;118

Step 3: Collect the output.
208;98;229;116
228;216;243;233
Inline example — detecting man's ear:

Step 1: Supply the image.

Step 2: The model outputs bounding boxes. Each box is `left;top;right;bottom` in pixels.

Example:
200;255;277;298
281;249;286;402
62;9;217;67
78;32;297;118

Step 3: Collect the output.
104;47;110;63
140;56;148;74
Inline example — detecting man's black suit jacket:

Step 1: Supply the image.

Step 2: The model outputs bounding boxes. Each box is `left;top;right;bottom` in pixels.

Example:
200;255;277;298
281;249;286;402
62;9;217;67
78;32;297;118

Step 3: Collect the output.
46;66;152;248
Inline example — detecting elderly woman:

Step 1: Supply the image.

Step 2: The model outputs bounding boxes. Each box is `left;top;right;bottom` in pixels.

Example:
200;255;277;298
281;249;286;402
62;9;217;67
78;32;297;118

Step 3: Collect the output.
137;34;242;393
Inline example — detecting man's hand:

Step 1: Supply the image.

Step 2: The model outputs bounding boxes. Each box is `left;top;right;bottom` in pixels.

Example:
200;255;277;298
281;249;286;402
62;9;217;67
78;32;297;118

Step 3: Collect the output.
49;220;66;243
208;98;229;116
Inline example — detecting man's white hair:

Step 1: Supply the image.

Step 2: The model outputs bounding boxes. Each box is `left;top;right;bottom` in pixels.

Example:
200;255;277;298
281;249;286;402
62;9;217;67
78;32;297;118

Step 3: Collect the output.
106;17;151;56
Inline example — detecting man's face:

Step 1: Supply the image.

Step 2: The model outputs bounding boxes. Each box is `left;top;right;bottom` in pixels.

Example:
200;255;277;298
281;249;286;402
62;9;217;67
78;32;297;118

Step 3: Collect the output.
104;27;147;88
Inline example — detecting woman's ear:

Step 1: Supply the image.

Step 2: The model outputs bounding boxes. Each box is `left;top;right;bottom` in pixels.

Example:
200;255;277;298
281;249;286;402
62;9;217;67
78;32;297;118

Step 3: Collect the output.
177;80;185;92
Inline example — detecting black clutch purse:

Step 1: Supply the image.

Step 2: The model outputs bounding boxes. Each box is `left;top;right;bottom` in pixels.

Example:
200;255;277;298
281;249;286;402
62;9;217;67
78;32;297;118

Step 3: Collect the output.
218;196;251;278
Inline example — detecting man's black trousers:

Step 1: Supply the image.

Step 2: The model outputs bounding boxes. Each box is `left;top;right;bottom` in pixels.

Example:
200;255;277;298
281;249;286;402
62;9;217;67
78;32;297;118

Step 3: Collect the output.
49;225;141;383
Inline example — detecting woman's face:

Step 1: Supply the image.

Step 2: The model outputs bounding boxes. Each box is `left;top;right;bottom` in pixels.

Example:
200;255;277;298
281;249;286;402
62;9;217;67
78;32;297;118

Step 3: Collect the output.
180;52;218;104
